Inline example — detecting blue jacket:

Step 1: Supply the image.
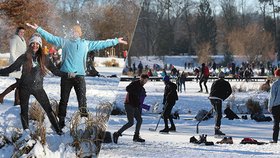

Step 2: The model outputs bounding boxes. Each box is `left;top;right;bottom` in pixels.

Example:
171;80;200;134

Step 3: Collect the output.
36;27;119;75
269;78;280;109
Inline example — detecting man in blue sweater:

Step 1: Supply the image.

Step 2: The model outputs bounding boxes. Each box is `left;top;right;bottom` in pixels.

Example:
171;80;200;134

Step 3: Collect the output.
27;23;128;128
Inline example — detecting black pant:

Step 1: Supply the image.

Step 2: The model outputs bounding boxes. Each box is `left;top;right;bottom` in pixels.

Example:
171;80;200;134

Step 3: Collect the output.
19;87;60;131
199;77;208;92
58;76;87;118
272;105;280;142
118;104;142;135
162;101;176;128
210;99;222;128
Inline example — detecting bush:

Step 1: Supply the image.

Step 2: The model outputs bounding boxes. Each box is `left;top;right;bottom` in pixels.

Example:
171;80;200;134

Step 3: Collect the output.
102;59;119;67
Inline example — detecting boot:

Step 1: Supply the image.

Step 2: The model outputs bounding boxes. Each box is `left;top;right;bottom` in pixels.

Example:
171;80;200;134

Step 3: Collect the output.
197;134;207;144
48;111;63;135
216;137;233;144
159;128;169;133
20;113;29;130
215;127;225;136
168;126;176;132
113;132;122;144
133;134;145;142
80;107;88;117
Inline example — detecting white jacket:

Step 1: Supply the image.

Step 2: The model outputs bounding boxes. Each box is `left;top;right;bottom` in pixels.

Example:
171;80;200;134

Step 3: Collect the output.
9;35;27;78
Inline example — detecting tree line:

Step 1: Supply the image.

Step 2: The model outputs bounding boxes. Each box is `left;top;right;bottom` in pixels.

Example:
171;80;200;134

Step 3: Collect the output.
0;0;280;65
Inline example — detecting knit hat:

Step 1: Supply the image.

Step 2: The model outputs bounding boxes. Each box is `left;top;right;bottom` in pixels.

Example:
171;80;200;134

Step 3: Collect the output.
29;33;42;47
163;75;170;82
218;72;225;78
274;68;280;77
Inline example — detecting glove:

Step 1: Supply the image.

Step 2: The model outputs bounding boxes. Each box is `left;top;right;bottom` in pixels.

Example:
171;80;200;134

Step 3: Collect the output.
68;72;76;78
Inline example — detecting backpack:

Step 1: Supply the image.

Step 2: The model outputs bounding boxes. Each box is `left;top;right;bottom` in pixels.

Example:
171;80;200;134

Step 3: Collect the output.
204;66;209;77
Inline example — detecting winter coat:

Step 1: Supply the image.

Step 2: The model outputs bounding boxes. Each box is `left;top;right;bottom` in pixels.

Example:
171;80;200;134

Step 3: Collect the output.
9;35;27;78
163;81;178;104
125;80;146;108
0;54;64;90
36;27;119;76
268;78;280;109
209;79;232;100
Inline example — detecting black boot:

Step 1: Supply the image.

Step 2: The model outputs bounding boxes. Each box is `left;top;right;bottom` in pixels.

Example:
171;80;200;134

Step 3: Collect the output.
80;107;88;117
20;113;29;130
215;127;225;136
169;126;176;132
48;111;63;135
113;132;122;144
159;128;169;133
133;134;145;142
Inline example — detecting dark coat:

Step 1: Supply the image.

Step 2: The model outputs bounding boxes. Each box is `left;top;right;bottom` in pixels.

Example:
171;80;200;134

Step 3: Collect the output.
163;81;178;104
210;79;232;100
0;54;64;89
125;80;146;108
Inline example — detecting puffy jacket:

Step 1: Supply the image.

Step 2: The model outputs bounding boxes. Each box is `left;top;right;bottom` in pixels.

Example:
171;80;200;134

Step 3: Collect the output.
125;80;146;108
0;54;64;89
163;81;178;104
36;27;119;75
209;79;232;100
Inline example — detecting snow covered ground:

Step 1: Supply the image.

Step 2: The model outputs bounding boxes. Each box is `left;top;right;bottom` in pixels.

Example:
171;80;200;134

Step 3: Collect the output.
100;80;280;158
0;56;279;158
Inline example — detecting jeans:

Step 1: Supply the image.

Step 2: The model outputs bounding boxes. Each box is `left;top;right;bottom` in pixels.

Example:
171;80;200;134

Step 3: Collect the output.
210;99;222;128
162;101;176;128
58;76;87;118
272;105;280;142
118;104;142;135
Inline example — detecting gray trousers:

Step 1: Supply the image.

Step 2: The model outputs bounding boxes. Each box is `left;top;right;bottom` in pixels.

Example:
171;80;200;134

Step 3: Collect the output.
118;104;142;135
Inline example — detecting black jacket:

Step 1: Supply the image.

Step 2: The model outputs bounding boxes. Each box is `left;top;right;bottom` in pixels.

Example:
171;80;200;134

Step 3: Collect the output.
163;81;178;104
209;79;232;100
125;80;146;107
0;54;64;89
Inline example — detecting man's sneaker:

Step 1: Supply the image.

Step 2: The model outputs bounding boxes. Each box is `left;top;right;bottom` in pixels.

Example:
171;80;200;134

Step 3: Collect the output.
169;126;176;132
215;128;225;136
113;132;121;144
133;135;145;142
159;128;169;133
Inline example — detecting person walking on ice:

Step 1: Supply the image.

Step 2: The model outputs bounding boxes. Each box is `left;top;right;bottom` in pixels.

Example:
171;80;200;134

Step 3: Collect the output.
113;74;149;144
209;72;232;136
26;23;128;129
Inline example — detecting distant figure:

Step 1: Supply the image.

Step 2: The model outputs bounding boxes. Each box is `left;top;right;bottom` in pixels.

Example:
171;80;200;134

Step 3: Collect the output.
259;79;271;92
212;61;217;76
0;26;27;105
179;72;186;92
138;61;143;76
198;63;209;93
184;62;187;70
133;62;136;74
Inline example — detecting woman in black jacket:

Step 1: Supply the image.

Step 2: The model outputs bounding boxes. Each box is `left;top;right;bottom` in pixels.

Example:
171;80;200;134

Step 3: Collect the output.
0;34;64;135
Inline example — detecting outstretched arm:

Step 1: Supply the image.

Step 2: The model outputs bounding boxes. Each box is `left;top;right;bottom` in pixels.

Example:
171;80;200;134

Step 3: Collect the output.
26;23;64;47
118;37;128;45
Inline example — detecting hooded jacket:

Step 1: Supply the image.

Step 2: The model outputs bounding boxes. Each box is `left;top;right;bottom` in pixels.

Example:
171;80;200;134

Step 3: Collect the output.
36;27;119;76
125;80;146;108
0;54;63;89
163;81;178;104
209;78;232;100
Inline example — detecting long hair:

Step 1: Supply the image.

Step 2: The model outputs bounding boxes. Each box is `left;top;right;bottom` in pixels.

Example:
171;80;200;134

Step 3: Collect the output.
24;44;48;76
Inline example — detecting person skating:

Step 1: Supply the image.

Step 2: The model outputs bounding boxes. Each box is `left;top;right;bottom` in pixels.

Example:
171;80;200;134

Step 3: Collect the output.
113;74;149;143
0;34;65;135
209;72;232;136
27;23;128;129
268;68;280;143
160;75;178;133
198;63;209;93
